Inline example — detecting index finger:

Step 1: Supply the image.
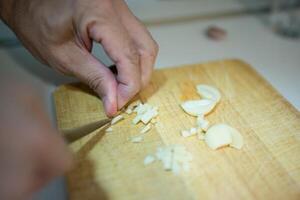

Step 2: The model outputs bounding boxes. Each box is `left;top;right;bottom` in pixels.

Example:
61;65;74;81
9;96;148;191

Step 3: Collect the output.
88;19;141;109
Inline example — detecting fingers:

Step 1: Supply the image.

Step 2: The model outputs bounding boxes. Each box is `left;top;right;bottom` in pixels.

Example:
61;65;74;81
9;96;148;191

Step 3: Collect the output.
0;81;72;199
112;0;159;88
54;43;118;117
64;0;158;113
87;15;141;109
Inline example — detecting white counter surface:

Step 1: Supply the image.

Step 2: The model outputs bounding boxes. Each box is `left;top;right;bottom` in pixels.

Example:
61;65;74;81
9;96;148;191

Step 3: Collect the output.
0;4;299;200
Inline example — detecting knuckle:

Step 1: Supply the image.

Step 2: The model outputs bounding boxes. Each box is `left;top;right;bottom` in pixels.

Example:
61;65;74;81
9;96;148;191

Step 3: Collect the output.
129;78;141;95
152;40;159;55
139;40;159;60
86;73;104;94
127;44;140;63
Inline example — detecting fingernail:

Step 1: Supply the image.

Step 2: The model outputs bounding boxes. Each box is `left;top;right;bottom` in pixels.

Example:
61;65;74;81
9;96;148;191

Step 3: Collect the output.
103;96;117;117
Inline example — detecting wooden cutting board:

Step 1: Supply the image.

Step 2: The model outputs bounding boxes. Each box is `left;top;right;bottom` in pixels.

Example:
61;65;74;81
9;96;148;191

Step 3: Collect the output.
53;59;300;200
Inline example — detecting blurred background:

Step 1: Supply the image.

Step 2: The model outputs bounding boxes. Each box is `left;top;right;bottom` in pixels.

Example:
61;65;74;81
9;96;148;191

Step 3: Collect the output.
0;0;300;199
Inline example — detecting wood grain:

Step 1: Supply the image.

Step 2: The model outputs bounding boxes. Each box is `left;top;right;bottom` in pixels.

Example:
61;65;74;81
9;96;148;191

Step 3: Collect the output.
54;59;300;200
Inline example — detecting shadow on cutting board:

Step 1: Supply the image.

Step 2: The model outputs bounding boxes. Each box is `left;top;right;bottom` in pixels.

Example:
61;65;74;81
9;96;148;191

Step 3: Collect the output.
67;128;110;200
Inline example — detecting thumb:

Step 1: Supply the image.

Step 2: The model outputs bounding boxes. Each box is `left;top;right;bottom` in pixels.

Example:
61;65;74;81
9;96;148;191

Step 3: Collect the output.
56;45;118;117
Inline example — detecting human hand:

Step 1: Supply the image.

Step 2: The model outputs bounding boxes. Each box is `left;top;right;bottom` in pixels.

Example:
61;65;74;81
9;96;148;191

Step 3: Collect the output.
0;0;158;117
0;79;72;200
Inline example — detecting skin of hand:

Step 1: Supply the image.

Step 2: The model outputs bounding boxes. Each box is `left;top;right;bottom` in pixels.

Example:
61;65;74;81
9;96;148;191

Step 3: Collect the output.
0;0;159;117
0;78;72;200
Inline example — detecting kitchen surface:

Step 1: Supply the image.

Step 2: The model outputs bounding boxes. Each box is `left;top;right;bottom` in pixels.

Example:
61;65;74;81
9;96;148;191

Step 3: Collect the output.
0;0;299;199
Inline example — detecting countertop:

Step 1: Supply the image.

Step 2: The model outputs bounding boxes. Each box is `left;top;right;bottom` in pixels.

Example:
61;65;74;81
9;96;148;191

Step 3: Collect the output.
0;2;299;199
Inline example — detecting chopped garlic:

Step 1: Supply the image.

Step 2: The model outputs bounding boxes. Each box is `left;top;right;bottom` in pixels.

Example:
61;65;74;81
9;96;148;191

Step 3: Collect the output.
141;108;158;124
197;116;210;132
181;99;216;116
162;150;172;170
181;128;197;138
155;147;164;160
146;145;192;175
130;135;144;143
132;115;142;124
182;162;190;172
134;103;151;115
190;127;197;134
197;133;205;140
127;100;142;110
196;84;221;103
151;118;157;124
105;127;113;133
125;108;133;114
181;130;192;137
144;155;156;165
132;103;158;125
140;124;152;134
111;114;124;125
171;160;181;175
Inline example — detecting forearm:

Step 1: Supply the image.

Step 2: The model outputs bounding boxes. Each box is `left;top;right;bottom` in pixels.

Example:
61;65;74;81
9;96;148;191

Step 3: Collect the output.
0;0;15;25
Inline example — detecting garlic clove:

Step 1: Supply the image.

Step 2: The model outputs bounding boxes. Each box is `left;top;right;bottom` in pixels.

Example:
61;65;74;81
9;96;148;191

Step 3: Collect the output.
196;84;221;103
205;124;233;150
229;126;244;149
181;99;216;116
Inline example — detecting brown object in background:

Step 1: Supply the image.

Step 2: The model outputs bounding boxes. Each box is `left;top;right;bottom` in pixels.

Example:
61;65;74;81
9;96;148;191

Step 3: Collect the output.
206;26;227;41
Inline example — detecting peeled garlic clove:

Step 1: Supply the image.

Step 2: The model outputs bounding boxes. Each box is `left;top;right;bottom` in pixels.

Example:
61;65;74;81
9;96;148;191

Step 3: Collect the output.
205;124;233;150
229;126;244;149
196;84;221;103
181;99;216;116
